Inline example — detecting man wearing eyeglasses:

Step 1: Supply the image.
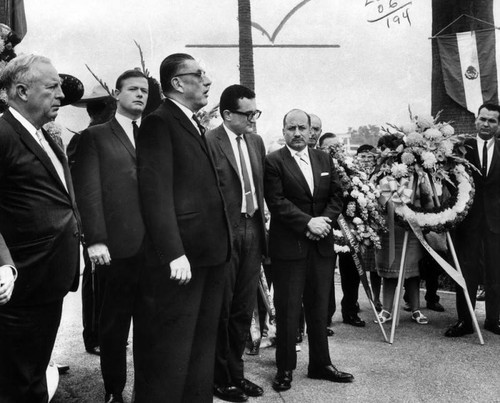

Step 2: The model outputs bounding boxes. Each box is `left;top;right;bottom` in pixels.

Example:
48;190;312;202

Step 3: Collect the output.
206;85;266;402
135;53;231;403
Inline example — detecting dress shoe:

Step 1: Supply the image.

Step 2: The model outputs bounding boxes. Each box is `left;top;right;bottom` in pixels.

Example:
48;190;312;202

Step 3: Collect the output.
444;321;473;337
272;370;292;392
427;301;445;312
477;289;486;301
213;385;248;402
484;320;500;335
343;313;366;327
327;327;335;336
308;365;354;383
234;378;264;397
104;393;123;403
86;346;100;356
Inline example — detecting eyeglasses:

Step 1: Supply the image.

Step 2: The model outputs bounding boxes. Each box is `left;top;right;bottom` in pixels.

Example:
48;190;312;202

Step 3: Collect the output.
230;110;262;121
174;71;207;81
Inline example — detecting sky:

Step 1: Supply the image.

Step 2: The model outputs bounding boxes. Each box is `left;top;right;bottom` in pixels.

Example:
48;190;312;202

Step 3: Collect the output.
18;0;435;145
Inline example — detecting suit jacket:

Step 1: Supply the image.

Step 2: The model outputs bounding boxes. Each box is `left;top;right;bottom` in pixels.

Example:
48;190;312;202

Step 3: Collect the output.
206;124;267;253
71;117;145;258
0;109;81;306
458;137;500;234
264;146;343;260
136;99;231;268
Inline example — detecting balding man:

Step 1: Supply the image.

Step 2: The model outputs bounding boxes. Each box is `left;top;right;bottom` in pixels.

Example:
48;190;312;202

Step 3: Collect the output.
308;113;322;148
0;54;81;402
264;109;353;392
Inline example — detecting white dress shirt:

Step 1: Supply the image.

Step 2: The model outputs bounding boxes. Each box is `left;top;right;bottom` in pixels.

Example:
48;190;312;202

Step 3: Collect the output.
476;135;495;176
223;124;258;213
115;112;141;148
286;145;314;194
10;107;67;190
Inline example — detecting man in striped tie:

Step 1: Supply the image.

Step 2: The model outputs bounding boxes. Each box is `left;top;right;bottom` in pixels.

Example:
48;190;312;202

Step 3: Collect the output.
206;85;267;402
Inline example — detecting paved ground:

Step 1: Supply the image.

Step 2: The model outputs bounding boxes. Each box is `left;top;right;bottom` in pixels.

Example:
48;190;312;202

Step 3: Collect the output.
51;276;500;403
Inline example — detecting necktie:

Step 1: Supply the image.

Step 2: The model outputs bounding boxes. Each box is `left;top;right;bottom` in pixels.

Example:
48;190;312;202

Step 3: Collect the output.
192;114;206;136
236;135;255;216
296;151;314;193
132;120;139;144
36;129;67;190
482;140;488;178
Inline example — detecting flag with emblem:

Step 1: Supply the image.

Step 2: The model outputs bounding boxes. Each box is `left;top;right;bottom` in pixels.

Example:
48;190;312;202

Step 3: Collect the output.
437;30;498;115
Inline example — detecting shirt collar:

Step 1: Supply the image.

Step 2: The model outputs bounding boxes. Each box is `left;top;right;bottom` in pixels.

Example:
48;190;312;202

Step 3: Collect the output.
9;107;38;136
475;135;495;147
115;112;141;128
222;123;241;139
286;144;309;159
168;97;196;121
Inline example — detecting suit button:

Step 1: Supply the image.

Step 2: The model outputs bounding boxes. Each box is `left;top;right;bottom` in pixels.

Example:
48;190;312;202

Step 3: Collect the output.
73;231;80;238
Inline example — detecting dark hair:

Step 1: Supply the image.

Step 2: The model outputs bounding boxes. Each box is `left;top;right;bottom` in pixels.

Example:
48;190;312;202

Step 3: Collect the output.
115;69;147;91
356;144;376;154
377;134;403;151
159;53;195;94
219;84;255;117
478;103;500;117
318;132;336;147
283;109;310;128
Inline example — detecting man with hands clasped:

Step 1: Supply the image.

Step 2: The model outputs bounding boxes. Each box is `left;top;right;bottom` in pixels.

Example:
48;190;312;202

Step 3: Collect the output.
264;109;354;392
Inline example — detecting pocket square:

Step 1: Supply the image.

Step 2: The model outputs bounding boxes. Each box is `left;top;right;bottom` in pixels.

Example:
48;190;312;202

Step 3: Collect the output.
321;172;329;176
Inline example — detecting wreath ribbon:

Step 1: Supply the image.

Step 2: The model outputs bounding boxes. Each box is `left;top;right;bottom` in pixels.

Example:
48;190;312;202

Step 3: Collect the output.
378;176;413;266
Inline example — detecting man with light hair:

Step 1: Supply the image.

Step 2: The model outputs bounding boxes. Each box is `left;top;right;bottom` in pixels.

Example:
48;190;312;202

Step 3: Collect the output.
0;54;81;402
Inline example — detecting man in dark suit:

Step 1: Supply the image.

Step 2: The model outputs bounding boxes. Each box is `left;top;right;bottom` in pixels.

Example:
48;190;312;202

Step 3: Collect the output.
0;54;81;402
67;85;116;357
446;103;500;337
265;109;354;392
206;85;266;402
71;69;149;403
135;53;231;403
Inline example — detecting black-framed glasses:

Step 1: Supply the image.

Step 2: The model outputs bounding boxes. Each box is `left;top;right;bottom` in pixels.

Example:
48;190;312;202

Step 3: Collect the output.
230;110;262;121
174;71;207;80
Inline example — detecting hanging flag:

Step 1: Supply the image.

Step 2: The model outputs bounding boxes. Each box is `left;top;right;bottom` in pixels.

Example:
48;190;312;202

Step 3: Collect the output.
437;30;498;115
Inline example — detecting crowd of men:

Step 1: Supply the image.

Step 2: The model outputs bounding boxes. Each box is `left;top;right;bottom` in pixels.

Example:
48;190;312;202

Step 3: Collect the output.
0;52;499;403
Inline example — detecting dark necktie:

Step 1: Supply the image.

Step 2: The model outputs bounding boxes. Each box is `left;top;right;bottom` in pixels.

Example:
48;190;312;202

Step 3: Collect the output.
236;135;255;216
132;120;139;144
482;140;488;178
192;114;206;136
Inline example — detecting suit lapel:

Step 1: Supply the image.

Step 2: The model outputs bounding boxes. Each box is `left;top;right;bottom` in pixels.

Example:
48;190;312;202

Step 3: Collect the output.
281;147;312;198
245;134;262;186
487;138;500;180
217;126;239;177
110;118;136;159
166;99;209;155
42;129;76;201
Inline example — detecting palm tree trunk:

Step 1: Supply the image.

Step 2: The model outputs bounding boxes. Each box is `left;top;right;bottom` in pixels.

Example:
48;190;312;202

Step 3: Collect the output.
238;0;255;91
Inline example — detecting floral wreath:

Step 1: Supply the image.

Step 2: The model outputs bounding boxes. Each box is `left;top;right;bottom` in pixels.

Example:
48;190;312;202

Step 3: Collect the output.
374;111;475;232
329;143;387;254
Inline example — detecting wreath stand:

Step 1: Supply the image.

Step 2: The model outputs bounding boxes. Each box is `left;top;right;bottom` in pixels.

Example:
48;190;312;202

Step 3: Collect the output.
389;174;484;345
